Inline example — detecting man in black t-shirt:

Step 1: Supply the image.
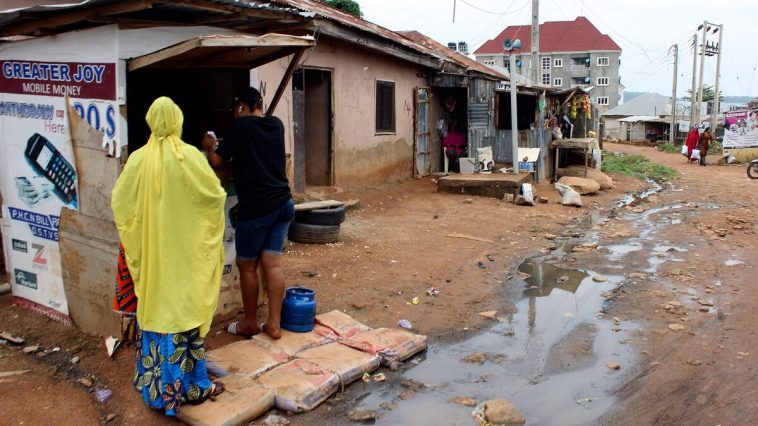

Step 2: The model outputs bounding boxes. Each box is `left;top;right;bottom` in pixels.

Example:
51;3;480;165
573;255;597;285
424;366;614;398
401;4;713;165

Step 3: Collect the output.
203;87;293;340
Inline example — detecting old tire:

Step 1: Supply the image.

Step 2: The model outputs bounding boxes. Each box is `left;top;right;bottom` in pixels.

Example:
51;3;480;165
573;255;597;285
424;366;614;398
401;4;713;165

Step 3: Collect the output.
288;222;340;244
748;162;758;179
294;205;346;226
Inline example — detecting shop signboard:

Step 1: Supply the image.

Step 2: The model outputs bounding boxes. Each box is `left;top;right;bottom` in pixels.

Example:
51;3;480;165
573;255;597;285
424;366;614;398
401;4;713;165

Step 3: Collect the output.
0;59;118;321
724;109;758;149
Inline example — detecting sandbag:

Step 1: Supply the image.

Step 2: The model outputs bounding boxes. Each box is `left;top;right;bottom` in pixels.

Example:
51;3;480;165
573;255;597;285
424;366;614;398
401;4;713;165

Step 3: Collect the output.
315;310;371;338
254;329;329;356
178;375;274;426
350;327;428;365
257;359;340;413
557;176;600;195
555;183;583;207
561;166;614;190
206;340;289;378
296;342;381;384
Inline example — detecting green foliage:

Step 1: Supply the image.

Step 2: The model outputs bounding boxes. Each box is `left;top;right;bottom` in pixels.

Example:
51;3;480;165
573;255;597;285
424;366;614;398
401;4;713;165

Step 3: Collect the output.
656;143;680;153
323;0;362;18
602;154;678;183
684;84;724;103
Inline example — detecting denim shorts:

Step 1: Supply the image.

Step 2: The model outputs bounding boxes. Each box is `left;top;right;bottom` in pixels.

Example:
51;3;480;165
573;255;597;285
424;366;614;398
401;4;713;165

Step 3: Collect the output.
235;199;294;260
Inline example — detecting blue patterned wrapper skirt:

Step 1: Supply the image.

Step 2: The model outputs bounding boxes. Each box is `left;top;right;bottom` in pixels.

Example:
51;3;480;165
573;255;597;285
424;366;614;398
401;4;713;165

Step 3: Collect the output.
133;324;214;416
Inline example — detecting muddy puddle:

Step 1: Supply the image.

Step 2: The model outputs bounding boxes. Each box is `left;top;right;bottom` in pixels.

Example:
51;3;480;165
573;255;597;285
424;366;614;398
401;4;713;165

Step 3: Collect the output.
334;183;720;425
347;256;634;425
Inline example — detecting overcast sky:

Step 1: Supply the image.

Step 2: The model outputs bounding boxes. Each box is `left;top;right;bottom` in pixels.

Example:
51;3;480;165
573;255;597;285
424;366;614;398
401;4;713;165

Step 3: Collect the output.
361;0;757;99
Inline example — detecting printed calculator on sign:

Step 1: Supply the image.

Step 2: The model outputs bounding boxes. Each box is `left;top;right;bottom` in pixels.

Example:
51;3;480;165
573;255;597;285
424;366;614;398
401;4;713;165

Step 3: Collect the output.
24;133;78;205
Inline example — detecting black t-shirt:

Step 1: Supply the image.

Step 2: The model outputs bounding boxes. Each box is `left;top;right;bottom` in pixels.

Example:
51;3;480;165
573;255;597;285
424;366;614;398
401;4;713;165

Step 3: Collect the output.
216;115;291;219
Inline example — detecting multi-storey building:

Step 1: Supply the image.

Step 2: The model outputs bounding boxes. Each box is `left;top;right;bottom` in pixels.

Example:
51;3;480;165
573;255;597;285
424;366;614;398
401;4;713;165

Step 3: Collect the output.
475;17;622;110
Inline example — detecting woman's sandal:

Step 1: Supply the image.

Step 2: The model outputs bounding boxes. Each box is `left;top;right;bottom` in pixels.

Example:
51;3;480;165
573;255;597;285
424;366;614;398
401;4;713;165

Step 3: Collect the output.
209;381;225;400
226;321;256;338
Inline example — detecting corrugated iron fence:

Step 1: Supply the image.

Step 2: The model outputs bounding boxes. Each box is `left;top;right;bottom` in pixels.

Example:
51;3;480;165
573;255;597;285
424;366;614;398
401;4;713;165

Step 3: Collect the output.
466;78;548;179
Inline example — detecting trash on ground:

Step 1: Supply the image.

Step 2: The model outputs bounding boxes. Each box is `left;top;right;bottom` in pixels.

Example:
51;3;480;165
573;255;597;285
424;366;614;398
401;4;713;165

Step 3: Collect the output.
95;388;113;403
398;319;413;330
0;331;25;345
105;336;120;358
426;287;440;296
445;233;495;243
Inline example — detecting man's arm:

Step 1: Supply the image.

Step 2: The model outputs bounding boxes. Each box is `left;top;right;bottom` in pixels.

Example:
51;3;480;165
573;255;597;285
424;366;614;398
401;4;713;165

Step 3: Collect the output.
202;133;231;185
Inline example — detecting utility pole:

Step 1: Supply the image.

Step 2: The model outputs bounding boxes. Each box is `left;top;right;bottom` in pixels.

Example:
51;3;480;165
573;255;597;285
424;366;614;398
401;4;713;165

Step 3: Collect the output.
510;53;520;174
696;20;708;125
530;0;539;86
670;44;678;144
689;34;698;127
711;24;724;131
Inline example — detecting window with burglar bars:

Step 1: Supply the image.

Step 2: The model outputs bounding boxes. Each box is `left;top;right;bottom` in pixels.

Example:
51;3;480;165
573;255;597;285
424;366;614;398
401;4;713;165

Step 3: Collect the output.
542;73;551;85
596;96;609;105
597;77;609;86
597;57;610;66
542;57;550;70
375;80;395;133
554;58;563;67
553;77;563;87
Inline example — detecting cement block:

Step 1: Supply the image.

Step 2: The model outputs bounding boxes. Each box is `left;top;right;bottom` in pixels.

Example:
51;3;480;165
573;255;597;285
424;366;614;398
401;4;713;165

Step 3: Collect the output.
296;342;381;384
178;375;274;426
206;340;289;378
257;359;340;413
254;329;329;356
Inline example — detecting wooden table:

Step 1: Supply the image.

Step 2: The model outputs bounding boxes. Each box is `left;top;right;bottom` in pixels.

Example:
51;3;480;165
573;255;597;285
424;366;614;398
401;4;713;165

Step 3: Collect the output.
552;138;597;180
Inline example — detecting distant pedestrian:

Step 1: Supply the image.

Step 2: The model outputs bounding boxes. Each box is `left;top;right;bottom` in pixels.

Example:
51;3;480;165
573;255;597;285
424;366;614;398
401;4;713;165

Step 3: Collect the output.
684;127;699;163
698;127;713;166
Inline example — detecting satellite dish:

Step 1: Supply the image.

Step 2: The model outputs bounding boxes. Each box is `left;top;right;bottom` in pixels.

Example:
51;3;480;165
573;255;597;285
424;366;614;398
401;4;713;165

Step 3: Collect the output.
584;77;590;83
503;38;522;51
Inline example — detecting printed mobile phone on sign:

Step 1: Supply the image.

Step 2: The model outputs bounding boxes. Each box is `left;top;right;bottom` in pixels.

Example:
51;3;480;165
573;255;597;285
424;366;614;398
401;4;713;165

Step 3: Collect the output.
24;133;78;204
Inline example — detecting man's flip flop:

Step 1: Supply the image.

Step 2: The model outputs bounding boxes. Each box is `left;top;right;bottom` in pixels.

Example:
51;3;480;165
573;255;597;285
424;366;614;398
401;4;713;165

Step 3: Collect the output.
226;321;255;338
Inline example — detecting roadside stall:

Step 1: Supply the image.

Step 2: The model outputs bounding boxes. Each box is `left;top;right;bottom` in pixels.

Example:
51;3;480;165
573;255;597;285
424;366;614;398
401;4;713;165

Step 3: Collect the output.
0;24;314;337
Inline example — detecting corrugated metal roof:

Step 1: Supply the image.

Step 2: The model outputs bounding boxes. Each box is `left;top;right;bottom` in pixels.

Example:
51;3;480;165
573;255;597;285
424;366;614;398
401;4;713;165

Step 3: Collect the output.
475;17;621;55
267;0;442;57
397;30;506;80
604;93;671;117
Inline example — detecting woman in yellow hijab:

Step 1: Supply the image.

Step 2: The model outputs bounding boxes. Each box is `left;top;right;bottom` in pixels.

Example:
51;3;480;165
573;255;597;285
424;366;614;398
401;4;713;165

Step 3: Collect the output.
111;97;226;415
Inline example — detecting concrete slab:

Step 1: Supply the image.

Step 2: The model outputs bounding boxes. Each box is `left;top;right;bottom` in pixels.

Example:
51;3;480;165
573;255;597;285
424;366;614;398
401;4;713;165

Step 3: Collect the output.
296;342;381;384
206;340;289;378
254;329;330;356
437;172;533;198
178;375;274;426
257;359;340;413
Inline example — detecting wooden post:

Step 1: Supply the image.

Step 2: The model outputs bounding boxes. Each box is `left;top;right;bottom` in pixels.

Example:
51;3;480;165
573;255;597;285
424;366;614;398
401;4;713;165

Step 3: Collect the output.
711;24;724;133
670;44;678;144
266;48;305;116
696;21;708;125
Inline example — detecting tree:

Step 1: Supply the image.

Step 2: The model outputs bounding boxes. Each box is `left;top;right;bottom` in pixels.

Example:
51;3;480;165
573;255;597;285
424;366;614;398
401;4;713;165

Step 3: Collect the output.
684;85;724;103
322;0;362;18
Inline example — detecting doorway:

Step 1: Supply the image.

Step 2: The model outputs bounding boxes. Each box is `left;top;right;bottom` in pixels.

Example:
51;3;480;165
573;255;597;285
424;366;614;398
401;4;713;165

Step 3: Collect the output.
126;68;248;151
293;68;333;190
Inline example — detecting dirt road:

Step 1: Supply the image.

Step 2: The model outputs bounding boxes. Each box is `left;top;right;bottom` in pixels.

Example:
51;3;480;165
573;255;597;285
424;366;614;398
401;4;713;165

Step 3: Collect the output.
1;143;756;425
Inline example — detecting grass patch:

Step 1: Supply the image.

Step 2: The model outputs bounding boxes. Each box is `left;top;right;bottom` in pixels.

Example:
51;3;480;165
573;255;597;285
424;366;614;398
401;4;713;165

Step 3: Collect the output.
602;154;678;182
657;142;680;154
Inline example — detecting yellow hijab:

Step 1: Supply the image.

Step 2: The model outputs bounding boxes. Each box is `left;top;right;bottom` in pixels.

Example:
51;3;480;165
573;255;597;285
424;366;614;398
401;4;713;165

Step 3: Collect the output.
111;97;225;337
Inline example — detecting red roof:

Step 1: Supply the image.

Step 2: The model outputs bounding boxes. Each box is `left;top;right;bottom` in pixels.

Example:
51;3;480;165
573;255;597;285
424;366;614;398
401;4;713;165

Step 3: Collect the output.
474;17;621;55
